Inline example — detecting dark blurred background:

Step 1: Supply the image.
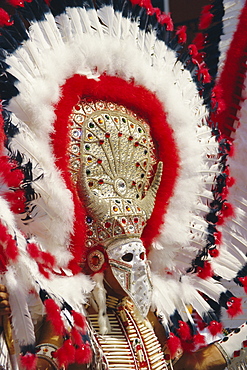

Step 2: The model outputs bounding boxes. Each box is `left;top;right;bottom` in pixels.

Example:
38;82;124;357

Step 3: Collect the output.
0;0;210;43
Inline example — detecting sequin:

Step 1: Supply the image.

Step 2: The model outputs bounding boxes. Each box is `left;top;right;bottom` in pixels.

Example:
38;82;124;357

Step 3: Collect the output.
74;114;84;123
72;129;81;139
71;144;80;154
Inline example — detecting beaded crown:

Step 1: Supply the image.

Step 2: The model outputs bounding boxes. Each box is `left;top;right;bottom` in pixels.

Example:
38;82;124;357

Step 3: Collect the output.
69;99;162;249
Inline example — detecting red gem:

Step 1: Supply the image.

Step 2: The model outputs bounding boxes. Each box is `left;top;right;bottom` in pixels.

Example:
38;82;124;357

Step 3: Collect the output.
97;159;102;164
98;179;104;185
118;132;123;137
136;162;140;167
92;256;100;266
140;361;147;368
134;142;139;147
122;218;126;224
128;136;133;141
105;222;111;228
99;140;104;145
234;350;241;357
105;133;110;138
132;181;136;186
136;345;142;351
89;182;94;187
134;217;138;223
87;230;93;236
75;105;81;110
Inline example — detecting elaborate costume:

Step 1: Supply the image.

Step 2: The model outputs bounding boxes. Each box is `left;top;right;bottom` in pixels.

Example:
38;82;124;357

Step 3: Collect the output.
0;0;247;369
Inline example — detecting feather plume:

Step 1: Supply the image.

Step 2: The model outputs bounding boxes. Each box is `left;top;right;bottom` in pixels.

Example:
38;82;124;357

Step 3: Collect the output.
3;268;36;348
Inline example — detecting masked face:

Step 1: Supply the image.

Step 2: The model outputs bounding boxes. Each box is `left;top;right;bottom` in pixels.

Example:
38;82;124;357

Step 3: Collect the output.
107;239;152;318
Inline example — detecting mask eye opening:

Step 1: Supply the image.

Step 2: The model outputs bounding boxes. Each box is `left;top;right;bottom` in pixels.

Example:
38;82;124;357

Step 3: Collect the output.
140;252;145;260
122;253;133;262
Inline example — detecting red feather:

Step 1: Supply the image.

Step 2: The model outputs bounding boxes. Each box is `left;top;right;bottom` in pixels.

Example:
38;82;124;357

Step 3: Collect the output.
0;9;13;27
20;353;37;370
44;299;65;335
6;0;25;7
166;333;182;359
197;261;213;279
26;243;41;259
192;33;206;50
227;297;243;318
72;311;86;331
177;321;191;341
176;26;187;44
208;321;223;336
74;343;92;364
238;277;247;294
199;6;214;30
71;327;83;347
54;339;75;367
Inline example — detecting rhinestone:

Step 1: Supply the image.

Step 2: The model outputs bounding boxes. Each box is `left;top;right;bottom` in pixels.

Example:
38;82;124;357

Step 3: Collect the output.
75;105;81;111
71;144;80;154
86;216;93;223
136;162;140;167
134;217;138;223
105;133;110;138
99;140;104;145
86;169;90;175
96;101;105;109
105;115;110;120
122;117;126;123
141;173;144;178
84;105;93;114
72;160;80;169
89;122;94;128
97;159;102;164
74;114;84;124
72;129;81;139
98;179;104;185
99;231;107;240
105;222;111;228
128;136;133;141
126;206;131;212
87;156;92;163
85;144;90;151
108;102;115;110
130;123;134;128
138;127;142;133
128;225;134;232
89;181;94;187
144;149;148;155
118;132;123;137
87;230;93;236
134;142;139;147
122;218;127;224
113;206;118;212
98;117;104;124
87;133;93;140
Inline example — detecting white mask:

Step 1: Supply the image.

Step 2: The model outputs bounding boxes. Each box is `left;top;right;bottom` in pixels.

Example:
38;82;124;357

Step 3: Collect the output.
107;239;152;318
